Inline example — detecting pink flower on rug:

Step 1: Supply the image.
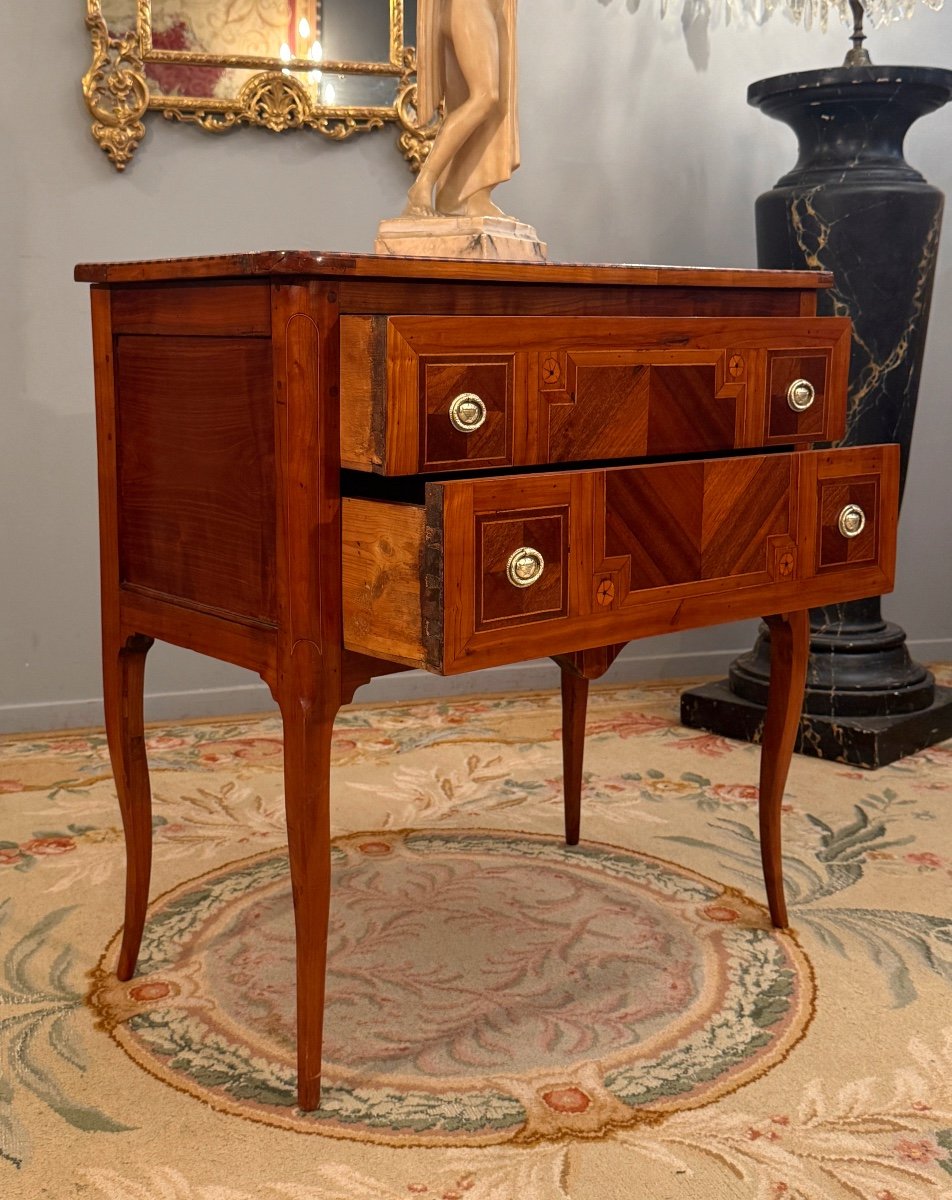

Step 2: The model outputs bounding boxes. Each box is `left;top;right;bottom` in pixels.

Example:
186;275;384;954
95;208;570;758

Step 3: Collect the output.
0;848;24;866
586;713;671;738
710;784;759;803
21;837;76;856
233;738;283;760
701;904;740;922
0;779;22;793
47;739;92;753
675;733;735;757
647;779;697;796
894;1137;942;1163
129;982;173;1003
146;735;187;750
358;841;393;856
905;852;945;870
541;1086;591;1113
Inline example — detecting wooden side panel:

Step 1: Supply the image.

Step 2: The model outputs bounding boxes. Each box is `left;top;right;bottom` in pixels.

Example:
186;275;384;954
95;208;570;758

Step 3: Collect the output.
341;498;427;667
116;335;276;622
110;283;272;336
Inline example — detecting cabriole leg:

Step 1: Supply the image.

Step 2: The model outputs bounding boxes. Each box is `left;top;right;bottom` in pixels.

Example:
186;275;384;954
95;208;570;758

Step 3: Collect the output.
759;610;810;928
103;633;154;981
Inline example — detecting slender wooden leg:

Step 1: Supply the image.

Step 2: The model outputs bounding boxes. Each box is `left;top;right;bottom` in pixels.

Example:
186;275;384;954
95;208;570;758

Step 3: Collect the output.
560;667;590;847
103;633;154;981
279;689;337;1112
759;611;810;929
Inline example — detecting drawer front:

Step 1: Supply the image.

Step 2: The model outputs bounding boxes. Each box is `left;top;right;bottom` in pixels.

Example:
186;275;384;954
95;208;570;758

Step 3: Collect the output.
341;445;898;674
340;316;850;474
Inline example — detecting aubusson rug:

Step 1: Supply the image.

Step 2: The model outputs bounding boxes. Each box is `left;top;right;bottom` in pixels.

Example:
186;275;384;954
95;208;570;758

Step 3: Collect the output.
2;672;951;1199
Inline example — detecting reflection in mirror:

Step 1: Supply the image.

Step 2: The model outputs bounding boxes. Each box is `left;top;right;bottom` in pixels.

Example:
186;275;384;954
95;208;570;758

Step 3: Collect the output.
85;1;429;171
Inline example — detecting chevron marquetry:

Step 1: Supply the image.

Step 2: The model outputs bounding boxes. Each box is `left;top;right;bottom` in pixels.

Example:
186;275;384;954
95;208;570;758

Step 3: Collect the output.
701;458;792;578
339;315;851;474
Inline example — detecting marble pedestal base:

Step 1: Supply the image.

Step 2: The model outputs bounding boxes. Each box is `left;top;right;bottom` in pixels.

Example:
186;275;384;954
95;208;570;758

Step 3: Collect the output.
375;215;547;261
680;679;952;769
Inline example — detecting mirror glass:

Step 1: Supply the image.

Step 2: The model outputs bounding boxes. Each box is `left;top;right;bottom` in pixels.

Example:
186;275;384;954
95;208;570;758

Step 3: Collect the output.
86;1;429;170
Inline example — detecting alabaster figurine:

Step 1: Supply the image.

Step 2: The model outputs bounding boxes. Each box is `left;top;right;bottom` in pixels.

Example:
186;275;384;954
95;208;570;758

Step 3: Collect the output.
406;0;519;218
375;0;546;259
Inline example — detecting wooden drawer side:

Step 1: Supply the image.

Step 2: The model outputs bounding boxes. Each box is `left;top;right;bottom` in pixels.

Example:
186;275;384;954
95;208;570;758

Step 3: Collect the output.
342;498;427;668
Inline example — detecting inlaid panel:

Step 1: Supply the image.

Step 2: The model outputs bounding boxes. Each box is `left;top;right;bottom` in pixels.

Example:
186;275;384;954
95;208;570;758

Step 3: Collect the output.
817;476;880;570
766;351;832;442
422;357;512;471
601;456;793;596
475;507;568;629
542;358;740;462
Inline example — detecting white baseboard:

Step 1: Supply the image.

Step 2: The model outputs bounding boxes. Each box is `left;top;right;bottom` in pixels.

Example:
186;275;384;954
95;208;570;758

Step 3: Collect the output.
1;638;950;736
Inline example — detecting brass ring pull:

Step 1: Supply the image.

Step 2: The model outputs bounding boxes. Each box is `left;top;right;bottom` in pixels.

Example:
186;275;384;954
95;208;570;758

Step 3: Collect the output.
506;547;545;588
787;378;816;412
448;392;487;432
838;504;866;538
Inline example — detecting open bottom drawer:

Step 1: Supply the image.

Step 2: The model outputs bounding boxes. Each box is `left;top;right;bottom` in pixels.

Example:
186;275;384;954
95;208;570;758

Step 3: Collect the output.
342;446;899;675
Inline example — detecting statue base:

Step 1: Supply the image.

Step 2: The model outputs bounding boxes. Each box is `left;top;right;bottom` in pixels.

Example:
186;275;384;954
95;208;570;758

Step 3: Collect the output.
375;215;547;262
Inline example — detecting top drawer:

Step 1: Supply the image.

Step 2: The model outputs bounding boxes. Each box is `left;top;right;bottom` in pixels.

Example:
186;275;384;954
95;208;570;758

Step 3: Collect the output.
340;315;850;475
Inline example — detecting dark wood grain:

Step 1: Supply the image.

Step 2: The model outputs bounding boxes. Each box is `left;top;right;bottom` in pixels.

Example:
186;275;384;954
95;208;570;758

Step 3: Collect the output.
75;250;833;290
111;282;271;336
553;645;627;846
560;669;588;847
116;335;276;622
269;282;343;1112
759;611;810;928
91;285;157;983
338;283;816;319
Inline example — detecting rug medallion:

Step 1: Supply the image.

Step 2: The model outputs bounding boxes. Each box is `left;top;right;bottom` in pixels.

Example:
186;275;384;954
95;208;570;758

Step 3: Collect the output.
88;827;814;1146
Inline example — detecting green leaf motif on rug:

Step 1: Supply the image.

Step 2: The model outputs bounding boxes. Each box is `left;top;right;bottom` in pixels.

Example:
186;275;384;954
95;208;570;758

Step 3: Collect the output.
0;904;134;1139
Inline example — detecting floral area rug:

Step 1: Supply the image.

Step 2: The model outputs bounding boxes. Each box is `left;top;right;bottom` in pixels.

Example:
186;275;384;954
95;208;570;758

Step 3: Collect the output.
2;673;952;1199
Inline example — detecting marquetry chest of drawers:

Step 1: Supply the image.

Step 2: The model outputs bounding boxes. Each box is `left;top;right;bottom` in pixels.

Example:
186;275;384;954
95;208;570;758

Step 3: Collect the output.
76;252;899;1112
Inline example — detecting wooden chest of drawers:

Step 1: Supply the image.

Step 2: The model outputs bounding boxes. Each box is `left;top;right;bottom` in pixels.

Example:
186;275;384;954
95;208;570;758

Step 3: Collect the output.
76;252;899;1112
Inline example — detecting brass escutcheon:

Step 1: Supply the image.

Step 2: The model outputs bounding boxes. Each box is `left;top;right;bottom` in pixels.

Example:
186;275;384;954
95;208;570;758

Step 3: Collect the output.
506;547;545;588
838;504;866;538
448;393;487;432
787;378;816;412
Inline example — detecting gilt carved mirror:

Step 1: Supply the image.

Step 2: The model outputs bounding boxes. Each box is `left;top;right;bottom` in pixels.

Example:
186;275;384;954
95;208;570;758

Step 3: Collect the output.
84;1;430;172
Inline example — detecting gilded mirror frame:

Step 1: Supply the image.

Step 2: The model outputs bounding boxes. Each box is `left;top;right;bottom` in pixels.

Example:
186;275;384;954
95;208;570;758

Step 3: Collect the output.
83;1;433;172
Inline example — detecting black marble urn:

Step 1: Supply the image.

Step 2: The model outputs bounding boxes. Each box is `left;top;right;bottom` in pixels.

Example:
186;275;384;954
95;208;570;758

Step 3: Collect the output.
681;65;952;768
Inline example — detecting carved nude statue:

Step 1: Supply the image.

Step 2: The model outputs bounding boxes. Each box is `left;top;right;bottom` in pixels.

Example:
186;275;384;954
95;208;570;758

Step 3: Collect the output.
405;0;519;218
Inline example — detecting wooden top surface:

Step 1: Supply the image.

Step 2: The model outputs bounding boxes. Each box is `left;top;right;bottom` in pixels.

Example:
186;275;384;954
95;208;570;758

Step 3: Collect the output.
74;249;832;289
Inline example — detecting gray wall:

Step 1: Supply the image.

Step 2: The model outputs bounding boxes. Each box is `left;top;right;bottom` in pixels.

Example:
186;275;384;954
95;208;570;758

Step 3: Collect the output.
2;2;950;732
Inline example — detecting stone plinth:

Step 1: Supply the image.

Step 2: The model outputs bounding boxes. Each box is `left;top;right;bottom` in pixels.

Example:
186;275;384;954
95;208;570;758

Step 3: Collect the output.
375;214;547;261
